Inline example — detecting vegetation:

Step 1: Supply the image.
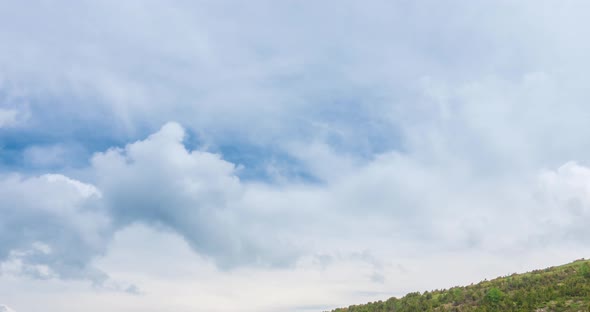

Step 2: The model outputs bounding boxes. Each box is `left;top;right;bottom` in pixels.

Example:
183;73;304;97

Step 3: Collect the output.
327;259;590;312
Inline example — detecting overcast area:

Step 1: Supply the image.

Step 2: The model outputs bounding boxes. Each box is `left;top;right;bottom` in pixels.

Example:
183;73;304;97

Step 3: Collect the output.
2;1;590;311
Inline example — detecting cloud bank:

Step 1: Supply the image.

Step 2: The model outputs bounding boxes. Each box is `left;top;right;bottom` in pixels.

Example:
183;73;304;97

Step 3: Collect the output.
3;123;590;287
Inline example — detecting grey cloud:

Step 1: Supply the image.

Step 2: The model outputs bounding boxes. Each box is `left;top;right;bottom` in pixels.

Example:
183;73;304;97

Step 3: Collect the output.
0;1;548;150
0;123;301;283
2;1;590;181
90;122;299;268
0;174;110;282
1;1;590;157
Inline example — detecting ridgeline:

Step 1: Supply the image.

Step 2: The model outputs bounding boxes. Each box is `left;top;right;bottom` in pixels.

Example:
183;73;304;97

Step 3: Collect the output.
328;259;590;312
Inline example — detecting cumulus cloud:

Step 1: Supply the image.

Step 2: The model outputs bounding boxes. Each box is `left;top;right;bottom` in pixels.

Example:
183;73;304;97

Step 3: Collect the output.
91;122;298;268
0;123;301;282
0;173;109;281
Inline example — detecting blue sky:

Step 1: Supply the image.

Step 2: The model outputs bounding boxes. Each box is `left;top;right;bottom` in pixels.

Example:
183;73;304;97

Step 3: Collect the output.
2;1;590;311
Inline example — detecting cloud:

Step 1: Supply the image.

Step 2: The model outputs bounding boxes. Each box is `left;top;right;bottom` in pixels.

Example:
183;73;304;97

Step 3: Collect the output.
0;121;500;280
91;122;298;268
2;121;590;311
1;1;523;151
1;1;589;180
0;123;301;283
535;162;590;239
0;173;109;282
1;0;588;183
0;305;15;312
2;120;590;289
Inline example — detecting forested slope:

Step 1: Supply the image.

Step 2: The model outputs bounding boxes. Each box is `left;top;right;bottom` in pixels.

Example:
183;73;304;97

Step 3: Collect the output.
328;259;590;312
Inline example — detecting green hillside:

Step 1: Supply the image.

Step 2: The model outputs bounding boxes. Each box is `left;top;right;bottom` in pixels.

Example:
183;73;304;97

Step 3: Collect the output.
328;259;590;312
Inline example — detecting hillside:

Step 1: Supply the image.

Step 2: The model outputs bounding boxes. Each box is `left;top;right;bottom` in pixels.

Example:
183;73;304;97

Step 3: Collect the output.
328;259;590;312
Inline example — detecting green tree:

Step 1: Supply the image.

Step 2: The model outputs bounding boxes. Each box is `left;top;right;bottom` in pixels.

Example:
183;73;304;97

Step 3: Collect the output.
483;287;504;308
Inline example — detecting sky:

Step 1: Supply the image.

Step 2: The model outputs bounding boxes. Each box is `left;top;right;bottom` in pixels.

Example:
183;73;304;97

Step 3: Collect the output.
2;1;590;311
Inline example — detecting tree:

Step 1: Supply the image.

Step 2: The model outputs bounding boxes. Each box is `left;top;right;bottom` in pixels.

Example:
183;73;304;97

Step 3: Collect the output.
483;287;504;309
580;263;590;278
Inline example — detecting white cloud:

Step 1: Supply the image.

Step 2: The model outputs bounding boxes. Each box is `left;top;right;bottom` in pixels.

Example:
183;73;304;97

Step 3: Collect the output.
0;305;15;312
535;162;590;238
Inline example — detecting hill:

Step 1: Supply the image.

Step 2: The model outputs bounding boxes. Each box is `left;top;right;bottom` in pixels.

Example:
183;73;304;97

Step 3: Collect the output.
327;259;590;312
